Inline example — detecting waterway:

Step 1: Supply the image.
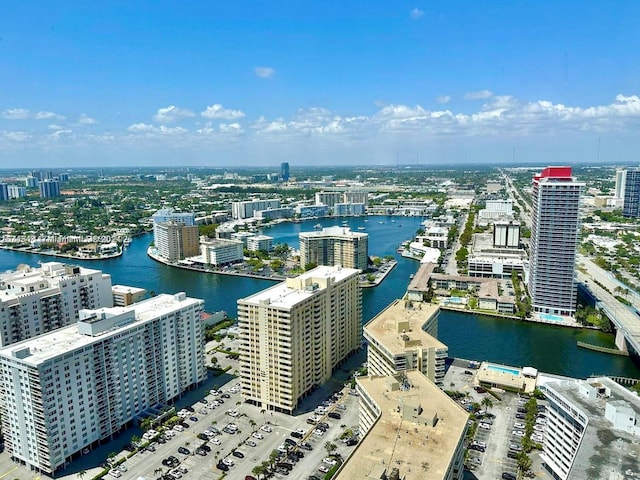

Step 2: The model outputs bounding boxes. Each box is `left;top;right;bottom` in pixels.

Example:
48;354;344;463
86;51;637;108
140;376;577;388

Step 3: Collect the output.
1;215;639;379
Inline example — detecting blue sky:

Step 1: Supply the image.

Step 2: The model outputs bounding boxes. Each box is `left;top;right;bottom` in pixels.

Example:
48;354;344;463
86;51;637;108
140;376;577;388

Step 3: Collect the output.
1;1;639;168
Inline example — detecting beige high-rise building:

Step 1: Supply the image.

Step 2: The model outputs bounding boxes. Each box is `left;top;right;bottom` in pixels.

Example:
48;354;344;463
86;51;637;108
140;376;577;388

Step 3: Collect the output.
364;300;447;386
299;226;368;271
238;266;361;414
154;221;200;262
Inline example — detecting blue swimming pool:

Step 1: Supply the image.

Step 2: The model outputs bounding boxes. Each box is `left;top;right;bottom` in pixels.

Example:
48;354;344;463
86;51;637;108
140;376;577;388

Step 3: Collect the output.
539;313;565;322
487;364;520;376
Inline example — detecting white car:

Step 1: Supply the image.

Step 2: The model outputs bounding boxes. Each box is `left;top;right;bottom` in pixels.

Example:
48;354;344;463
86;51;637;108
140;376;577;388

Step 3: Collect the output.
479;423;491;430
252;432;264;439
211;438;221;445
313;429;325;436
512;430;525;437
227;410;239;417
534;424;545;432
514;422;526;429
323;457;337;466
118;465;128;472
295;428;306;435
109;470;122;478
318;465;330;473
260;425;272;433
222;457;234;467
173;424;184;432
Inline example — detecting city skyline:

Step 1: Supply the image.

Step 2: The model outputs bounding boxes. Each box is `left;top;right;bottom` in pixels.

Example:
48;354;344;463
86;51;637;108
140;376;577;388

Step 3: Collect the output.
1;2;640;167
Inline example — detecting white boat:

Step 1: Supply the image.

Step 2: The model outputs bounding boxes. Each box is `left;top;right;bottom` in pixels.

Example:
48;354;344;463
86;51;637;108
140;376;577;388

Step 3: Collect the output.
123;237;132;247
357;226;366;230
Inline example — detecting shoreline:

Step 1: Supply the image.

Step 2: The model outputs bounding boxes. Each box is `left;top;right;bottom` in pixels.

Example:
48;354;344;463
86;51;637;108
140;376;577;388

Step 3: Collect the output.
439;304;596;330
148;246;397;288
0;245;123;261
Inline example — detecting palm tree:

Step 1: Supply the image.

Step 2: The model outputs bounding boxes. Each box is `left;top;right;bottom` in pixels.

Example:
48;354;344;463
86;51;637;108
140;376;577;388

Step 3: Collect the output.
481;397;493;411
324;441;337;455
77;470;87;480
249;419;257;431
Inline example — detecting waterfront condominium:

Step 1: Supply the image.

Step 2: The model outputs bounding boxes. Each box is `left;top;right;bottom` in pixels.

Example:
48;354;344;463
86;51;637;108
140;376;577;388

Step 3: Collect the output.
231;199;281;220
238;266;361;414
299;226;369;271
0;292;204;476
0;262;113;347
363;300;448;386
528;166;583;316
153;220;200;262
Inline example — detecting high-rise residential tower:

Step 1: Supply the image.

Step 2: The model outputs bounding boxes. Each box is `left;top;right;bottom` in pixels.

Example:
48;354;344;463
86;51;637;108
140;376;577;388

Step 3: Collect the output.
39;179;60;198
238;266;361;414
622;167;640;218
0;262;113;347
0;292;204;476
299;226;369;271
528;166;583;316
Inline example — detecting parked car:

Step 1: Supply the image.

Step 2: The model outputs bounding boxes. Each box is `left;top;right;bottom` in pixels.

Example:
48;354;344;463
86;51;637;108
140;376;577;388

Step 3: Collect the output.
502;473;516;480
318;465;330;473
245;439;257;447
232;450;245;458
299;442;313;451
260;425;272;433
291;431;303;439
328;412;341;420
217;462;229;471
178;447;190;455
252;432;264;439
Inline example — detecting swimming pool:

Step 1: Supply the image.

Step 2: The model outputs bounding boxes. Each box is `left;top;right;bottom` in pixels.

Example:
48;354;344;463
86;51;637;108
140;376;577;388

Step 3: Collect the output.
539;313;565;322
487;364;520;376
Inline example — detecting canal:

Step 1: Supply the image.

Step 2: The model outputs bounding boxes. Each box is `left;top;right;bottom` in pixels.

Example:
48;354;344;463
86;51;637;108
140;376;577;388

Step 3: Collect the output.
1;215;639;379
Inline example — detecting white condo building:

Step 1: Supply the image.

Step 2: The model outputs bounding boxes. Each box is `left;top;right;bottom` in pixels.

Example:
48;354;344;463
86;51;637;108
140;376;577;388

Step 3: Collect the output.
238;266;361;414
231;199;281;220
528;167;583;316
0;293;204;476
0;262;113;347
200;238;244;266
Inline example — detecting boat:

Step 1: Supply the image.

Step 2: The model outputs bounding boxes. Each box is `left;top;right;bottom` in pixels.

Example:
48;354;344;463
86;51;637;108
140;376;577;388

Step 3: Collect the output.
123;237;132;247
379;221;384;224
314;223;322;230
357;226;366;230
409;274;415;279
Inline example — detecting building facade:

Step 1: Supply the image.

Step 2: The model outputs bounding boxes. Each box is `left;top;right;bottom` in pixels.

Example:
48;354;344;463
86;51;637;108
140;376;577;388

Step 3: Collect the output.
333;202;366;217
280;162;290;181
363;300;448;386
314;191;344;208
111;285;147;306
343;190;368;205
299;226;369;271
528;167;583;316
153;221;199;262
231;199;281;220
238;266;361;414
0;292;205;476
493;220;520;248
246;235;274;252
7;185;27;199
0;262;113;347
295;204;329;218
622;167;640;218
39;179;60;198
200;238;243;266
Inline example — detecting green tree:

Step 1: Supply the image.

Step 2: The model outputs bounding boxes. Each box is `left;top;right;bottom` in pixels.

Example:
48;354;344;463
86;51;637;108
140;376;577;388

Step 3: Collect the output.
481;397;493;411
517;453;532;473
324;441;337;455
304;261;318;271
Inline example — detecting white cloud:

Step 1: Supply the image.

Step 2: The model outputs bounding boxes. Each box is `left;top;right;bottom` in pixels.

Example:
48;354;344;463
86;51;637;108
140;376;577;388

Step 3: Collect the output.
201;104;245;120
78;114;98;125
49;129;73;139
1;130;31;141
127;123;156;132
2;108;30;120
255;66;275;78
35;111;65;120
219;123;244;134
436;95;451;104
411;8;424;19
153;105;195;123
464;89;494;100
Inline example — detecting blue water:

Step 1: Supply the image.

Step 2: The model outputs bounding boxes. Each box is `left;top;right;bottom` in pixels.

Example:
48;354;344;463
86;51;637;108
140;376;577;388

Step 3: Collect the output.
539;313;565;322
487;364;521;376
1;216;640;379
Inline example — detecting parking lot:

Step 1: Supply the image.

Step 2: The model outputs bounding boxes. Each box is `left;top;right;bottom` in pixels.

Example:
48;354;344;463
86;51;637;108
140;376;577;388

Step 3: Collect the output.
444;360;554;480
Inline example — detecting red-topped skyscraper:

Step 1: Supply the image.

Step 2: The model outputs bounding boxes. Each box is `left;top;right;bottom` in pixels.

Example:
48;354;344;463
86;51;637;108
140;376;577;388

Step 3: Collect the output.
528;166;584;316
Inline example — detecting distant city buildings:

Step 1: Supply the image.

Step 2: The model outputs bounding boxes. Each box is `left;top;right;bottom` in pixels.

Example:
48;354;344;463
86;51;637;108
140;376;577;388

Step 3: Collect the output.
7;185;27;199
528;166;583;316
0;262;113;347
0;292;204;476
280;162;290;182
299;226;369;271
621;167;640;218
0;183;8;201
238;266;361;414
39;179;60;198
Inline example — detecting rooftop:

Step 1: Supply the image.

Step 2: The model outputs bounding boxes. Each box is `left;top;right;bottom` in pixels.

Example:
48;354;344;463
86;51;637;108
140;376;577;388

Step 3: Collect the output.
299;226;368;238
336;370;468;480
543;376;640;479
238;265;359;310
112;284;146;295
364;300;446;354
0;293;202;366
